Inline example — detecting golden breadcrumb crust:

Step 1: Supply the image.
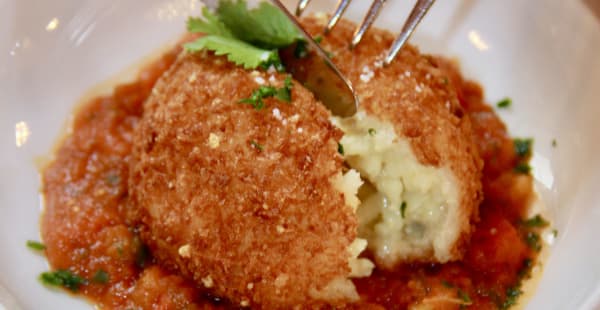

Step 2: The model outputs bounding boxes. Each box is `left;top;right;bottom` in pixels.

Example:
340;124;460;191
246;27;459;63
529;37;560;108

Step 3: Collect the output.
128;51;358;308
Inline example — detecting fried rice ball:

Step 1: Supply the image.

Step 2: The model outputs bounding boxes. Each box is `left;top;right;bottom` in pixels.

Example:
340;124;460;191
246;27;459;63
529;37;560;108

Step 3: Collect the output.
127;51;373;308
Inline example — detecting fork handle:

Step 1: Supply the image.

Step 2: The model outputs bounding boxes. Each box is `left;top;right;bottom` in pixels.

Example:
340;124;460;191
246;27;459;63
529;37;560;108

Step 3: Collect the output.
384;0;436;65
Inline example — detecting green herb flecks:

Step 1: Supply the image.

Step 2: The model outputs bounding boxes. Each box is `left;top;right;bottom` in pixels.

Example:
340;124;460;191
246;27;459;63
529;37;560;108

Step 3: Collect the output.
368;128;376;136
26;240;46;251
92;269;109;284
523;214;549;228
513;138;533;158
337;143;344;155
496;97;512;109
552;229;559;238
239;76;293;110
525;231;542;252
501;286;523;309
40;270;88;292
552;139;557;147
514;163;531;174
250;140;264;152
400;202;407;219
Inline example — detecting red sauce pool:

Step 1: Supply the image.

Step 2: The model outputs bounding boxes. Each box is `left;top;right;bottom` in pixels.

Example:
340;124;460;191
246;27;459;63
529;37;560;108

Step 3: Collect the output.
40;46;541;309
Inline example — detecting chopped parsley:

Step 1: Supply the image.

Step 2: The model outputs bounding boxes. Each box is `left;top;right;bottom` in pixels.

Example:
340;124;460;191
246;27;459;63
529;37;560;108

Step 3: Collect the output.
400;202;407;218
514;163;531;174
552;139;557;147
249;140;264;152
185;1;302;70
337;143;345;155
442;77;449;85
26;240;46;251
523;214;549;228
40;270;88;292
552;229;559;238
513;138;533;158
92;269;109;284
525;231;542;252
313;35;323;44
239;76;293;110
496;97;512;108
501;286;523;309
368;128;376;136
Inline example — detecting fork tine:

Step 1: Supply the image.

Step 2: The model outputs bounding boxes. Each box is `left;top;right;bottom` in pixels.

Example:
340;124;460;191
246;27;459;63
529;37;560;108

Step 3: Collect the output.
384;0;435;65
295;0;311;16
351;0;386;48
325;0;352;34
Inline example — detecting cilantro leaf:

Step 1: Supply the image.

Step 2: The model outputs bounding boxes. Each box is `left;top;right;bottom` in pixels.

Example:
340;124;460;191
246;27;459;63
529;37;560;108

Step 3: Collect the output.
187;7;234;38
185;35;281;70
217;0;301;49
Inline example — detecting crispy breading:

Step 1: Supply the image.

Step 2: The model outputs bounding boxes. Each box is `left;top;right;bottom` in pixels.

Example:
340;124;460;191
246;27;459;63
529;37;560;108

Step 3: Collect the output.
127;51;363;308
300;17;483;265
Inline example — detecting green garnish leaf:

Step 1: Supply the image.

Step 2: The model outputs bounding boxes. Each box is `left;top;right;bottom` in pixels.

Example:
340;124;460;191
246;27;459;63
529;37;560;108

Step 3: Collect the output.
523;214;549;228
185;35;281;70
337;143;345;155
514;163;531;174
26;240;46;251
187;7;234;38
40;270;88;292
92;269;109;284
496;97;512;108
400;202;407;219
239;77;293;110
250;140;264;152
216;0;300;49
513;138;533;158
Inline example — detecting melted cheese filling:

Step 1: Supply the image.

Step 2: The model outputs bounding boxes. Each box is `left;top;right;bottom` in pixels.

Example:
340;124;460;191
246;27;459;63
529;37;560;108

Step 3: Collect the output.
332;111;460;268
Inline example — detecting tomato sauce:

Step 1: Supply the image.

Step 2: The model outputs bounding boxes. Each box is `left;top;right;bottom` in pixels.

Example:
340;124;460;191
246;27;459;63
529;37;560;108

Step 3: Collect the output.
40;46;541;309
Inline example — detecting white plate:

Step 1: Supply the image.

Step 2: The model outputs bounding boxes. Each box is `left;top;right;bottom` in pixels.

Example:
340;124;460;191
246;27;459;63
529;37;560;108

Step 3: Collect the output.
1;0;600;309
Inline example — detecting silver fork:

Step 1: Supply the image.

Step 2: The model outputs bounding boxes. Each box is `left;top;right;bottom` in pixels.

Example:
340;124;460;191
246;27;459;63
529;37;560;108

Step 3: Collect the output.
295;0;436;65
